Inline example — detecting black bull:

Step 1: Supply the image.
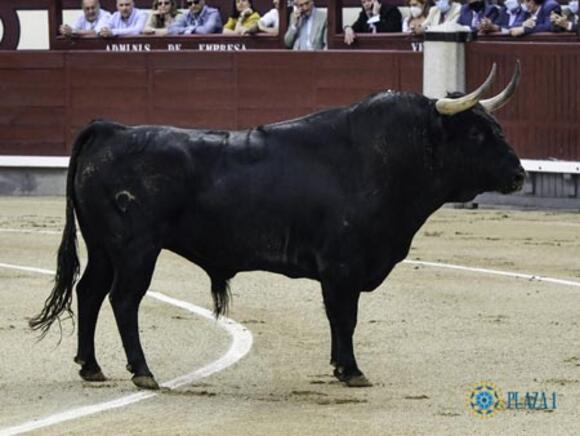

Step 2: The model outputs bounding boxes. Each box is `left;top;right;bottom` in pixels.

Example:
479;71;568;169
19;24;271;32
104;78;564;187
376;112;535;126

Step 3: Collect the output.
31;64;525;389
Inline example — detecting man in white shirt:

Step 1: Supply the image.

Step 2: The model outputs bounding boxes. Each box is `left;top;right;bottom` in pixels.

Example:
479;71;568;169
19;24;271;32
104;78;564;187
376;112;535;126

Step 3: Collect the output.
59;0;111;37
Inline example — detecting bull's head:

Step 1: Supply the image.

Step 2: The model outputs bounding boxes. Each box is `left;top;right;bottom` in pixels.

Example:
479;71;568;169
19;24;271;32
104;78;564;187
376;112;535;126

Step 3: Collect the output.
432;62;525;200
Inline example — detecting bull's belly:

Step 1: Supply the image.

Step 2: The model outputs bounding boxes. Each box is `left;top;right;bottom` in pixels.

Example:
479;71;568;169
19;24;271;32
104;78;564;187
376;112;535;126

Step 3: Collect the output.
165;238;320;281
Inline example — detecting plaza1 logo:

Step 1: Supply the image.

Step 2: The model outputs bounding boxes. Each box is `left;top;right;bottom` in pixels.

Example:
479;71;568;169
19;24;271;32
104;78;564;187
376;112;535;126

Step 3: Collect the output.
467;382;504;418
467;381;558;418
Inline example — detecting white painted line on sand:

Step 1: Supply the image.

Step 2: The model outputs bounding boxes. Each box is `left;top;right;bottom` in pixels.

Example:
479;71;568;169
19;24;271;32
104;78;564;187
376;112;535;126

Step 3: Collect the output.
0;262;253;436
0;228;61;235
403;260;580;288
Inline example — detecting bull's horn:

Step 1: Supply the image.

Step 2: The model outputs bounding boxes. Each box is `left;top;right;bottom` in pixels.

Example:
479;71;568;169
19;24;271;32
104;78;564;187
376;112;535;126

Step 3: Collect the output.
435;63;497;116
480;61;521;113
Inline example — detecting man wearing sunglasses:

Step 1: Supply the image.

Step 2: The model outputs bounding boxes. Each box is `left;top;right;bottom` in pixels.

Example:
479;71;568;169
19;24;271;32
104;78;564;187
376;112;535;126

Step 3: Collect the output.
168;0;223;34
59;0;111;37
99;0;147;37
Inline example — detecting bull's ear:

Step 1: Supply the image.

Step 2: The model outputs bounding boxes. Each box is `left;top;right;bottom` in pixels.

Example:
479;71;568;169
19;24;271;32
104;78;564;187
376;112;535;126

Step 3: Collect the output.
435;63;497;116
480;60;521;113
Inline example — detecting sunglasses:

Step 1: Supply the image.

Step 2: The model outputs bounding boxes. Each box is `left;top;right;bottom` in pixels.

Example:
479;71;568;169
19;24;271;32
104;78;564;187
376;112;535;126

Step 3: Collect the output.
186;0;200;4
157;1;170;5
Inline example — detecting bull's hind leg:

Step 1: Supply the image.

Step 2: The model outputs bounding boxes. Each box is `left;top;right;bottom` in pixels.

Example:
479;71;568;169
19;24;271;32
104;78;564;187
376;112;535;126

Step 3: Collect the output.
74;247;113;382
109;244;161;390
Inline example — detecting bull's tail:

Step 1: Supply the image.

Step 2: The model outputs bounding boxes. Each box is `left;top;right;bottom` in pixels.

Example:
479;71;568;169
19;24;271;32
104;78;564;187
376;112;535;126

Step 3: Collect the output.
29;124;96;338
210;276;231;318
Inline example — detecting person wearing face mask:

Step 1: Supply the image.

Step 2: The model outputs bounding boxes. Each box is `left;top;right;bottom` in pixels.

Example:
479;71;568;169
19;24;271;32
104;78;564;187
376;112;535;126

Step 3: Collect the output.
458;0;499;31
418;0;461;33
402;0;429;33
343;0;402;46
480;0;529;34
550;0;578;32
509;0;561;35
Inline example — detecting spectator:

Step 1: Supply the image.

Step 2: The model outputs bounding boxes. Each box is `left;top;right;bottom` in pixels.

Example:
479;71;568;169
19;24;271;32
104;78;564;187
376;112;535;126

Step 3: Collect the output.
480;0;529;34
284;0;327;50
60;0;110;37
168;0;222;34
223;0;261;35
509;0;561;35
458;0;499;31
98;0;147;37
344;0;402;45
249;0;279;34
402;0;429;34
418;0;461;32
550;0;578;32
142;0;181;35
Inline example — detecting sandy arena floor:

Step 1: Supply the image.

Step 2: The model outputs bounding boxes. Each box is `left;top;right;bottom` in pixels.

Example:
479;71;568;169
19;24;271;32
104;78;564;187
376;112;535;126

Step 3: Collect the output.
1;197;579;435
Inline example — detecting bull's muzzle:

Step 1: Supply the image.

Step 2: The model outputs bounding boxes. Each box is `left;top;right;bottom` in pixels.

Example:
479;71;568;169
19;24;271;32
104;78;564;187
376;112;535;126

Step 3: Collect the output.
502;166;526;193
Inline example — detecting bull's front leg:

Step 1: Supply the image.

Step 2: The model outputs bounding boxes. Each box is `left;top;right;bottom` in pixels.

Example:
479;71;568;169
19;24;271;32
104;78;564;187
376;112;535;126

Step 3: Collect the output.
321;276;372;388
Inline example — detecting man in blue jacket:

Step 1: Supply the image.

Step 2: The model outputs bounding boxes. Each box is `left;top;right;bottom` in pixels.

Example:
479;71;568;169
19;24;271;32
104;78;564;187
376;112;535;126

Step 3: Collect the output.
457;0;499;31
510;0;561;35
480;0;529;33
168;0;222;34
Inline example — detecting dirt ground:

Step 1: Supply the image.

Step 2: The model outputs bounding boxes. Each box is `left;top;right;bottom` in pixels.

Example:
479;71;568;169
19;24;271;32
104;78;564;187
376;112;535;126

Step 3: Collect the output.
1;197;580;435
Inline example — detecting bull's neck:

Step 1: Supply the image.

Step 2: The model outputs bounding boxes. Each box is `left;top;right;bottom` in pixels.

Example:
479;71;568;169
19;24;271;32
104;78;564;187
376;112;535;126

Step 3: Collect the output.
368;146;453;242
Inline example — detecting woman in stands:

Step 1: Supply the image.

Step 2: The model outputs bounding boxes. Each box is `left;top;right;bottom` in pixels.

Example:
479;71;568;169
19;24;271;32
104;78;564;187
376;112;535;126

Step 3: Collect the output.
223;0;261;35
402;0;429;33
142;0;181;35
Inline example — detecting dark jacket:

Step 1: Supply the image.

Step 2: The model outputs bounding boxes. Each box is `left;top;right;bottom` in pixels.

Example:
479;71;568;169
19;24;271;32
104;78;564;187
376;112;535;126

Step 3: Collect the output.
524;0;561;33
458;2;499;30
351;3;402;33
495;5;529;28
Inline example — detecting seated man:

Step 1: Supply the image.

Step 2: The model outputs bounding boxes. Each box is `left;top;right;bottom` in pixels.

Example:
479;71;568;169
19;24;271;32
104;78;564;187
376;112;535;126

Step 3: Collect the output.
284;0;327;50
480;0;529;34
60;0;111;37
344;0;402;46
509;0;561;35
550;0;578;32
457;0;499;31
168;0;222;34
99;0;147;37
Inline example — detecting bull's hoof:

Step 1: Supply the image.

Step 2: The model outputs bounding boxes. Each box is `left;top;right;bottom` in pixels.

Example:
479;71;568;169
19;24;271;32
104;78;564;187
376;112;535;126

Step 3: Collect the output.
79;368;107;382
344;374;373;388
333;367;373;388
132;375;160;390
75;357;107;382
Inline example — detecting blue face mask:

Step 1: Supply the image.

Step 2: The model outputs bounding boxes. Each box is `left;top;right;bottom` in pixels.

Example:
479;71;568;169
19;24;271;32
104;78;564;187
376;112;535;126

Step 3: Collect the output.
504;0;519;12
436;0;451;13
569;0;578;14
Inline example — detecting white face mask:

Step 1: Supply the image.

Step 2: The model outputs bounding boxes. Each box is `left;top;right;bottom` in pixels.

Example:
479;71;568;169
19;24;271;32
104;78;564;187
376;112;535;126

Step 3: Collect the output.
569;0;578;14
520;2;528;11
436;0;451;13
504;0;519;12
410;5;423;17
